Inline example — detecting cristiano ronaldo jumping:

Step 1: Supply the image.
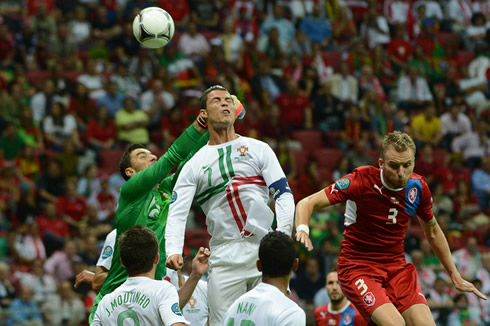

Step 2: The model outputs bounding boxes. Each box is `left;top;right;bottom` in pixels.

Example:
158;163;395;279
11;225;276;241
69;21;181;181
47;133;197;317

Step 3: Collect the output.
165;85;295;325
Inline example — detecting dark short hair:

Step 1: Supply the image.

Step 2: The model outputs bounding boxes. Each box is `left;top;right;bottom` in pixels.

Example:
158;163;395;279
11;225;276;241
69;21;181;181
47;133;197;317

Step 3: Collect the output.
199;85;229;110
259;231;296;277
119;144;147;181
118;225;159;276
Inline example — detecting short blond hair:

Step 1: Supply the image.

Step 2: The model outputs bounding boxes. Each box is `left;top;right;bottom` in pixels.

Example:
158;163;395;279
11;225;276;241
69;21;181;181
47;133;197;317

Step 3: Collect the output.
380;131;416;159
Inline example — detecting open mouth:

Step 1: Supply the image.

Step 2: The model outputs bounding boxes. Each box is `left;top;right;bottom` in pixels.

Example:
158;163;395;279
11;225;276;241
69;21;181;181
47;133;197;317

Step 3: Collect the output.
222;109;231;115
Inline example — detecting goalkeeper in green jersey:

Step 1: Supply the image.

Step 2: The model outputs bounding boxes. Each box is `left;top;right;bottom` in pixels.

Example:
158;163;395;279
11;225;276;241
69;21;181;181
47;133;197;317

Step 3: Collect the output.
88;99;246;323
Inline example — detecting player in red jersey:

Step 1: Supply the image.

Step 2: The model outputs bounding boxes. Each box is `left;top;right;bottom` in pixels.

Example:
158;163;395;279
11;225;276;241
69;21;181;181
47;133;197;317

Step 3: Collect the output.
315;269;367;326
295;131;487;325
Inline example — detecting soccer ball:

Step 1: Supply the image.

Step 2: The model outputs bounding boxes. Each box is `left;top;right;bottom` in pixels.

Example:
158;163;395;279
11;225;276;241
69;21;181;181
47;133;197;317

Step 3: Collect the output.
133;7;175;49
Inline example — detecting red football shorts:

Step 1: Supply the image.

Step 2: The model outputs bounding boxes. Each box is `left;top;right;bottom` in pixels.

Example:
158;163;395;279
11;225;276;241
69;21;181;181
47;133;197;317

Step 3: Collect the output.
337;261;428;320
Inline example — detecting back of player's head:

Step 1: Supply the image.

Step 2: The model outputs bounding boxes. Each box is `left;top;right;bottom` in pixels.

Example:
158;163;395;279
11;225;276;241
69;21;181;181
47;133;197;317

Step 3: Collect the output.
199;85;229;110
259;231;296;278
119;144;147;181
380;131;416;159
119;225;158;276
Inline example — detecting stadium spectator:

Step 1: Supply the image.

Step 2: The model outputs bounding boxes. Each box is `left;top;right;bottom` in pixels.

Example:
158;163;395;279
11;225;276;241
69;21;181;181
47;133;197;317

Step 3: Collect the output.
410;104;442;147
260;4;296;44
441;102;473;150
7;285;43;326
42;280;85;326
448;0;474;32
69;6;91;45
0;261;16;308
328;62;358;105
426;277;454;325
361;5;391;49
56;179;87;229
453;236;482;281
16;259;56;305
434;153;471;195
411;249;436;294
178;21;210;63
292;256;325;303
140;79;176;129
190;0;220;31
115;97;150;145
76;60;106;100
43;102;80;151
471;156;490;211
299;4;333;46
312;81;343;132
452;120;490;169
44;240;81;282
275;79;313;133
0;122;25;161
397;66;433;112
86;106;117;151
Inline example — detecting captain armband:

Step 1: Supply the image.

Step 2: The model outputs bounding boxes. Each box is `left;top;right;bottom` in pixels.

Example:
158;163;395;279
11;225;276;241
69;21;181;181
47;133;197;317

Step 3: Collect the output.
268;178;292;200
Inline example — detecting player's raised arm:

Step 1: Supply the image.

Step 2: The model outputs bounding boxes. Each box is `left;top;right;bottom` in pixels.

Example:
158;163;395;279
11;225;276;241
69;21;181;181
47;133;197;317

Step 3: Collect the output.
295;189;331;251
418;216;487;300
165;162;198;270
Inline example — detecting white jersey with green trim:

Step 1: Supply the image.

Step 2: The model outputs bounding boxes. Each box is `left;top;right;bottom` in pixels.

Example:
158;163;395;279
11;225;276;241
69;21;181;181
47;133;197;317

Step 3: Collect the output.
222;283;306;326
166;136;294;256
91;276;189;326
96;229;116;270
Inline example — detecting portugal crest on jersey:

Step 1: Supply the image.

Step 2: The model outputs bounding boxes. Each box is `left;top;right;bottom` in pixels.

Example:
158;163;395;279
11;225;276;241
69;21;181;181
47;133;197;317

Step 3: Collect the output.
408;188;417;203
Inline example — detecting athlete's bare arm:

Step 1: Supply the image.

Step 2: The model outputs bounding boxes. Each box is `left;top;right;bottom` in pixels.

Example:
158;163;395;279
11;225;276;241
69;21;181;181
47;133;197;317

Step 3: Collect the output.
177;247;210;308
295;189;331;251
418;216;487;300
92;266;109;293
74;266;109;294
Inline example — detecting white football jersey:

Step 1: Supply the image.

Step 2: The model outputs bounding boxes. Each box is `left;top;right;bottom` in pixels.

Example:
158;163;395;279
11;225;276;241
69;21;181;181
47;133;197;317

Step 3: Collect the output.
222;283;305;326
91;277;189;326
166;136;294;257
96;229;116;270
165;270;208;326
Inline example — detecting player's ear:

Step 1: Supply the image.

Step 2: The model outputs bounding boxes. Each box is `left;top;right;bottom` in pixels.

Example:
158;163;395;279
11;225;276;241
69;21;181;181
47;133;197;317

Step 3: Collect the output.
120;258;125;268
125;167;136;179
256;259;262;272
155;252;160;265
292;258;299;272
378;157;383;169
200;108;207;119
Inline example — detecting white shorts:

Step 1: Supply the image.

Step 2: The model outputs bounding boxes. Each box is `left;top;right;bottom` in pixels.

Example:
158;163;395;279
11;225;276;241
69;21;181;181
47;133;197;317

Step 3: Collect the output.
207;238;262;326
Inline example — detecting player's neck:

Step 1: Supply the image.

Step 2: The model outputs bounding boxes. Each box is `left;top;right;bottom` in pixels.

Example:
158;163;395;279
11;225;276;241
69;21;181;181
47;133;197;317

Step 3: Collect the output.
262;276;289;295
330;298;349;312
130;270;156;279
208;126;238;145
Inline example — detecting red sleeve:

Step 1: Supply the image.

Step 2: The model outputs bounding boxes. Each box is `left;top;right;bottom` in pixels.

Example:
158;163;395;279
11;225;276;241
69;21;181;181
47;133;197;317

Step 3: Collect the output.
416;176;434;221
354;310;368;326
324;169;361;205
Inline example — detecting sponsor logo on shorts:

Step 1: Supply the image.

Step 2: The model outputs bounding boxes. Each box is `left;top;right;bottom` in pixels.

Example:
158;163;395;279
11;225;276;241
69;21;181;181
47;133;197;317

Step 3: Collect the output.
363;292;376;306
335;178;351;190
170;191;177;204
408;188;417;203
171;302;183;316
101;246;112;259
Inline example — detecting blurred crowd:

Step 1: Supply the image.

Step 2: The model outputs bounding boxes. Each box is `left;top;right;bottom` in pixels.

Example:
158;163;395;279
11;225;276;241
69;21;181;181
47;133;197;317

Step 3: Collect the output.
0;0;489;325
